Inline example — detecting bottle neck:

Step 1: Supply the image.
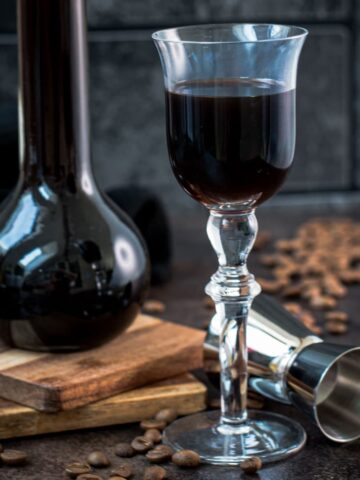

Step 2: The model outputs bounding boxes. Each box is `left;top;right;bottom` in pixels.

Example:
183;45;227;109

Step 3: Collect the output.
17;0;94;191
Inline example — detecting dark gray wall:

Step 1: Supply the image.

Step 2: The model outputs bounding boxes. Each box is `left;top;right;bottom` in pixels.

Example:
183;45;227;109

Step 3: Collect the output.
0;0;356;209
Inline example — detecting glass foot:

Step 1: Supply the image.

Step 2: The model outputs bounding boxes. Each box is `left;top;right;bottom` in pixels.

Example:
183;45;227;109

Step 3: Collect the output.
163;410;306;465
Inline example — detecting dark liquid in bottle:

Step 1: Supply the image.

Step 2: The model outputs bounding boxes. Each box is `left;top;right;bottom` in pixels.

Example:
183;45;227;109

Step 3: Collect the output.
0;0;150;352
166;78;295;208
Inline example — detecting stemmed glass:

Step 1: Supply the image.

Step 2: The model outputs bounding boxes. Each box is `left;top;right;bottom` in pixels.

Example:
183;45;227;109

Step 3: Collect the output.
153;24;307;465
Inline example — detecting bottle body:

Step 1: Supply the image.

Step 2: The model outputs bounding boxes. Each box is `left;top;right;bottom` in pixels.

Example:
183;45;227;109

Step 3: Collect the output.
0;0;150;351
0;181;149;351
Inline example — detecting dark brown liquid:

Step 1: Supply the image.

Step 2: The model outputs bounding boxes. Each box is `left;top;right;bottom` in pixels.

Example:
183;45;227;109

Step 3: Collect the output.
166;79;295;208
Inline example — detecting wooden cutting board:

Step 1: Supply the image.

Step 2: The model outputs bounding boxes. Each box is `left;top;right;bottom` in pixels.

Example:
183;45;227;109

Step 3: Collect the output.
0;315;206;412
0;373;207;440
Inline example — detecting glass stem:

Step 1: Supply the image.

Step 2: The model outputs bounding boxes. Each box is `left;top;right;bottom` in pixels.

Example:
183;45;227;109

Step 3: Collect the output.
205;209;261;430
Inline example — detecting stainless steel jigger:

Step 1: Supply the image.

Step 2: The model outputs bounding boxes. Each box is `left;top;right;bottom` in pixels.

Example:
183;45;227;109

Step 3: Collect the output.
204;294;360;443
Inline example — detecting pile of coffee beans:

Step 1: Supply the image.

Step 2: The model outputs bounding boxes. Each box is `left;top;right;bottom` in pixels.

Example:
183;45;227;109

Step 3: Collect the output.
64;407;262;477
64;407;247;479
256;218;360;335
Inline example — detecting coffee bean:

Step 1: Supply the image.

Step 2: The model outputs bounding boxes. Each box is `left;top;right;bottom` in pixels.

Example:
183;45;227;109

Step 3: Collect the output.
65;462;92;478
301;286;322;300
283;302;302;316
77;475;103;480
310;295;337;310
143;300;165;314
299;311;316;328
109;477;127;480
110;463;133;478
326;321;348;335
207;396;220;409
146;445;174;463
257;278;283;294
201;318;210;331
240;456;262;474
87;451;110;468
325;311;349;322
115;443;135;458
275;239;300;253
144;429;162;444
339;270;360;284
202;297;215;310
144;465;167;480
172;450;200;468
259;254;280;267
253;231;271;251
309;324;323;336
0;450;27;466
140;419;167;431
274;266;298;280
322;277;347;298
155;408;178;424
282;284;302;299
301;278;319;289
278;254;298;268
131;436;154;453
301;261;326;276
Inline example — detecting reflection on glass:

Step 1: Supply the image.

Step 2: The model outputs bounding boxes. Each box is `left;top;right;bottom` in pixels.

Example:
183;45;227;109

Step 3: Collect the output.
0;193;38;253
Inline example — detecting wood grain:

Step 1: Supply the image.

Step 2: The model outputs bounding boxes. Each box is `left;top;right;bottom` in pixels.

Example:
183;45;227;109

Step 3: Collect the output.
0;315;205;412
0;373;207;440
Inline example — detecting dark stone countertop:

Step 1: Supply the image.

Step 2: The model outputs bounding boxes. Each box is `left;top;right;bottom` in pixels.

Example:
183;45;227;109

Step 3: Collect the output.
1;203;360;480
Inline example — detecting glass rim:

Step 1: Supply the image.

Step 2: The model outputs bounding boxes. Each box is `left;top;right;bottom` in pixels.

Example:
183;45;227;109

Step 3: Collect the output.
152;23;308;45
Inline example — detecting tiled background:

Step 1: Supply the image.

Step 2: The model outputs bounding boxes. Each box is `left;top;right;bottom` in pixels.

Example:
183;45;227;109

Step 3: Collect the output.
0;0;357;209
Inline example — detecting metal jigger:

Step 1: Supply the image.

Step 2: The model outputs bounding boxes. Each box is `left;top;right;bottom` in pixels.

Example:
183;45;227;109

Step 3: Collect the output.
204;295;360;443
